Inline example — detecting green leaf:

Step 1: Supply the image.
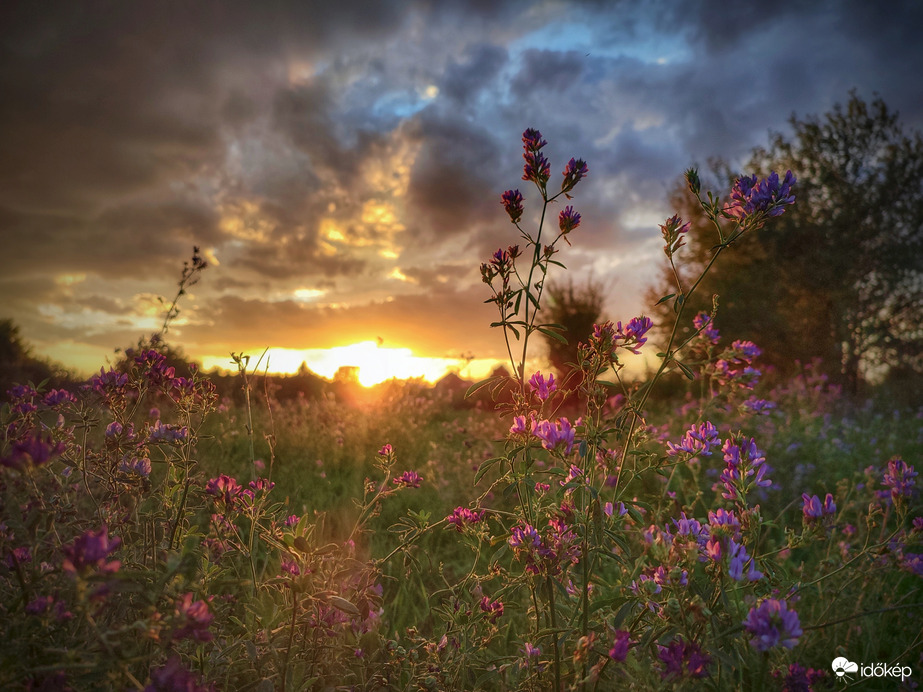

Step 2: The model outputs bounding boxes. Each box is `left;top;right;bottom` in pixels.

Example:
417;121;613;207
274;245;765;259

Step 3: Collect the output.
537;326;569;345
656;293;676;305
474;457;503;485
676;361;696;380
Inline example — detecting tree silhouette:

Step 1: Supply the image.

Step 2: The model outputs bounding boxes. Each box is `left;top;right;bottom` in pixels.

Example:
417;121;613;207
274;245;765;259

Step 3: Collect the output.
541;277;606;382
649;93;923;395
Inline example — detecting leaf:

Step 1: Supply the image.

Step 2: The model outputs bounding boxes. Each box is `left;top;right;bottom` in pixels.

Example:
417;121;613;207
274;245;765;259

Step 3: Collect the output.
328;596;360;616
656;293;676;305
537;326;569;345
676;361;696;380
465;377;499;399
474;457;503;485
292;536;310;553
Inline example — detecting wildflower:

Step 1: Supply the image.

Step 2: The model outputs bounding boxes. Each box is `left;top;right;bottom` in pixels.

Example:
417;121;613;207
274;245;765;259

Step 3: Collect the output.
393;470;422;488
479;596;504;622
62;526;121;577
105;421;123;437
284;514;300;528
726;170;797;222
882;457;917;502
520;642;544;670
5;546;32;569
446;506;484;531
900;553;923;578
522;147;551;186
118;456;152;477
148;420;188;443
205;475;243;508
528;371;557;401
693;312;720;344
622;316;653;354
667;421;721;457
145;656;215;692
534;482;551;494
660;214;691;258
172;593;214;642
658;637;711;680
1;433;66;471
609;630;631;662
533;417;576;454
510;413;535;435
742;397;776;415
522;128;547;151
561;157;588;193
802;494;823;520
719;437;772;503
743;599;802;651
281;560;300;576
378;444;393;457
773;663;826;692
43;389;76;407
558;205;581;234
501;189;524;223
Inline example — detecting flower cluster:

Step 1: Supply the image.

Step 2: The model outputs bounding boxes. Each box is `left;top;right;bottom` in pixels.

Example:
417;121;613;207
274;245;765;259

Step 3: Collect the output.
521;128;550;187
0;432;66;471
657;637;711;680
666;421;721;458
718;437;772;504
590;317;653;361
713;340;763;389
172;593;214;642
393;470;423;488
743;599;802;651
693;312;721;345
528;371;557;401
446;506;485;531
660;214;691;258
726;170;797;223
881;457;917;503
479;596;504;623
802;493;836;527
508;517;581;576
61;527;121;578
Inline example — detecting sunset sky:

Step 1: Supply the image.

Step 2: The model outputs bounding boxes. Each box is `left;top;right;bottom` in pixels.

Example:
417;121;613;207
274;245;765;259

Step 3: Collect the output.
2;1;922;385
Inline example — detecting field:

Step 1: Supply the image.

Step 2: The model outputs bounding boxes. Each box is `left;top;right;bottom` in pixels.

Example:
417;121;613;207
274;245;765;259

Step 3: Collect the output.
2;133;922;691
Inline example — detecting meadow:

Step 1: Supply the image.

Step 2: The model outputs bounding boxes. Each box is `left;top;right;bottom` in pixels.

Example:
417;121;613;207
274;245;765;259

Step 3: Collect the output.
1;130;922;691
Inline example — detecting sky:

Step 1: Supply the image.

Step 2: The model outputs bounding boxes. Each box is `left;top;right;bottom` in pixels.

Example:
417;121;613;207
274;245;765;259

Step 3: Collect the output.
2;0;922;385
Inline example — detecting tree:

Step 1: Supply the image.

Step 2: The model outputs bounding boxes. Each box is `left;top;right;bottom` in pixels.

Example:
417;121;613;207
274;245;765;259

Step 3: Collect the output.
649;94;923;395
541;277;606;381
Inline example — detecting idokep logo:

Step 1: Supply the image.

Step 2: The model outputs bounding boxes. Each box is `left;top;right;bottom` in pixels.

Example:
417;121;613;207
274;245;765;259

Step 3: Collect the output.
831;656;913;683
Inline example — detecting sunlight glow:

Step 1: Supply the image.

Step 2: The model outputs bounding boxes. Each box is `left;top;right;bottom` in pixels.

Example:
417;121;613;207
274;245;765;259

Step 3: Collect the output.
201;342;501;387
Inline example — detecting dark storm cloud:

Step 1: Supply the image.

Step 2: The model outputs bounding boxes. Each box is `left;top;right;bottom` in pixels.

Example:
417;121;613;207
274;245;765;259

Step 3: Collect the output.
1;0;921;372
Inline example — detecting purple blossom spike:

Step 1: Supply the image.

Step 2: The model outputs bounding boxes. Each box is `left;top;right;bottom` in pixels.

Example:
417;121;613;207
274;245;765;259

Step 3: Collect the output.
501;189;524;223
743;599;802;651
561;157;588;193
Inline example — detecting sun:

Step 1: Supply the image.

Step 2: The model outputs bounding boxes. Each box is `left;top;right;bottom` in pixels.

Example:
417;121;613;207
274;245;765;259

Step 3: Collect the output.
202;341;485;387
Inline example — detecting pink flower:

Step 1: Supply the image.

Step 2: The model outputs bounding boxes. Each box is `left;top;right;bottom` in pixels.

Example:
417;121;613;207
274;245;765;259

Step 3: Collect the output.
393;471;422;488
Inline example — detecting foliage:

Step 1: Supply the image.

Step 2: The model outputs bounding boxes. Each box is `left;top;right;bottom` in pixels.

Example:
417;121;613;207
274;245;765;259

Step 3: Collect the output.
648;93;923;398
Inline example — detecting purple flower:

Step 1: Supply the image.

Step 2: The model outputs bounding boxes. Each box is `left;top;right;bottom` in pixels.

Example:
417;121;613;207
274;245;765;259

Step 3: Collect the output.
882;457;917;502
743;599;802;651
172;593;214;642
1;433;66;471
118;456;151;478
43;389;76;407
5;546;32;569
501;189;524;223
284;514;300;528
281;560;301;576
446;506;484;531
528;371;557;401
658;637;711;680
377;444;393;457
802;494;823;520
774;663;826;692
719;437;772;503
205;475;244;508
693;312;720;344
561;157;588;195
149;420;188;443
393;470;422;488
479;596;504;622
667;421;721;458
726;170;796;222
609;630;630;662
522;128;547;151
533;417;576;455
145;656;215;692
558;205;581;234
62;527;121;577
